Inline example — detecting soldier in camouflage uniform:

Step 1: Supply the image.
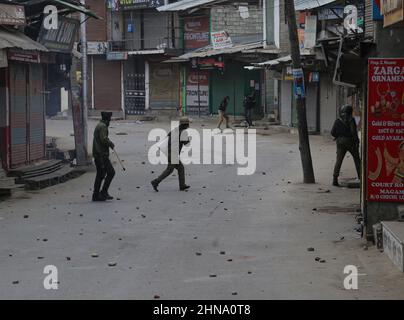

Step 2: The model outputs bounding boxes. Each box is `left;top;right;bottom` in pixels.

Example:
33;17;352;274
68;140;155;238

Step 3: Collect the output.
151;117;191;192
331;105;361;187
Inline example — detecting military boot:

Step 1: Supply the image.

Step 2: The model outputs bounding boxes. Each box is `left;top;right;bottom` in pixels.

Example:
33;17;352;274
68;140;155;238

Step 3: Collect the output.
92;193;107;202
100;189;114;200
333;176;340;187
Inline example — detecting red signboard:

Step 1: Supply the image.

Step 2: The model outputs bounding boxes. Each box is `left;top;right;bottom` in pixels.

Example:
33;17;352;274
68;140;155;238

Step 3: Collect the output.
184;16;210;50
8;50;40;63
367;58;404;202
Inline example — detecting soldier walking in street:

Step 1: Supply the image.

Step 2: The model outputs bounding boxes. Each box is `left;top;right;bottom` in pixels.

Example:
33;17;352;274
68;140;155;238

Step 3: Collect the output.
92;112;116;201
331;105;361;187
244;91;255;128
151;117;191;192
217;96;231;131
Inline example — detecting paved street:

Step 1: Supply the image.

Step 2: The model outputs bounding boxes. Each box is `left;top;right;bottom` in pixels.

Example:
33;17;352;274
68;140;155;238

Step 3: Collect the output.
1;119;404;299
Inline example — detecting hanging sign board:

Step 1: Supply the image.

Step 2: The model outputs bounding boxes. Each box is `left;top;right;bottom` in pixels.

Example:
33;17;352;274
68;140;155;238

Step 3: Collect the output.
0;4;25;25
8;50;40;63
292;68;305;98
38;17;79;53
367;58;404;203
186;70;209;107
117;0;164;10
211;31;233;50
184;16;210;50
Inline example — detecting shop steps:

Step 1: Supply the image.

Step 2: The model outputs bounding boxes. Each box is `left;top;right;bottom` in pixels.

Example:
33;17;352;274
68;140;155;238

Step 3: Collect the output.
23;165;85;190
382;221;404;272
7;160;85;190
8;160;64;184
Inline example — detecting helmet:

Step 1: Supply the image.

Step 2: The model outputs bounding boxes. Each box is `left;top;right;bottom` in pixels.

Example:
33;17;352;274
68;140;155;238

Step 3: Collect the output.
339;105;353;118
179;117;190;125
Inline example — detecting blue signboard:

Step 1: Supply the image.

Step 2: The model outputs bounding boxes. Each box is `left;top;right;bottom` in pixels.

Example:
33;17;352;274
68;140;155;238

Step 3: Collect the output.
372;0;383;20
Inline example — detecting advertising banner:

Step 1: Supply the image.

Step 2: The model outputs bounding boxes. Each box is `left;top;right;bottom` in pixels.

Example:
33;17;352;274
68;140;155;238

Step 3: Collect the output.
367;58;404;202
38;17;79;53
0;4;25;25
184;16;210;50
186;71;209;107
211;31;233;50
117;0;164;10
372;0;383;20
150;63;179;109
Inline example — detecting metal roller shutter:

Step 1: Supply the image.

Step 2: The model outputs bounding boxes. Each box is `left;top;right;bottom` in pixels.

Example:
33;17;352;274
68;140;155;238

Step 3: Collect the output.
93;57;122;111
29;64;45;162
9;63;28;167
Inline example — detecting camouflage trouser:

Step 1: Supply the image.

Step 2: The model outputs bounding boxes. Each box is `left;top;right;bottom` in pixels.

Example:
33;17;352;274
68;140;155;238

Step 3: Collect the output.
333;143;361;179
152;162;186;189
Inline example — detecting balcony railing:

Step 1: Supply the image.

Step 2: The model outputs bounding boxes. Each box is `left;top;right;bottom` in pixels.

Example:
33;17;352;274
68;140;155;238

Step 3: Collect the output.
108;37;183;52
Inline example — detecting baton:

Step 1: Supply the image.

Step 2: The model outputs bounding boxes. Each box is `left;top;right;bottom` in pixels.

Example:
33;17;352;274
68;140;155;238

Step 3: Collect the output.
112;149;126;171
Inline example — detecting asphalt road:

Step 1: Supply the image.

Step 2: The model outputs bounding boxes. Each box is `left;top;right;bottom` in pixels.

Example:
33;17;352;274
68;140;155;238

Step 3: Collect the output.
0;119;403;299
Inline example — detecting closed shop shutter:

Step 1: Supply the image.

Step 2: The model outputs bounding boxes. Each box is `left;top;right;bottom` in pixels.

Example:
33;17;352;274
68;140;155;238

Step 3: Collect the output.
149;63;179;109
93;57;121;111
29;64;45;162
9;63;28;167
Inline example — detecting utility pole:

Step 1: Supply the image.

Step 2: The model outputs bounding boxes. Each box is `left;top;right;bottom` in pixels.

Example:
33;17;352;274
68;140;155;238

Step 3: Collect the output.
285;0;315;183
80;0;88;163
70;1;89;166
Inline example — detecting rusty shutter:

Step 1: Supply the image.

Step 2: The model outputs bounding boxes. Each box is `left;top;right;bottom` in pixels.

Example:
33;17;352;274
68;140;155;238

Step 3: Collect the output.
28;64;45;162
93;57;121;111
9;63;28;168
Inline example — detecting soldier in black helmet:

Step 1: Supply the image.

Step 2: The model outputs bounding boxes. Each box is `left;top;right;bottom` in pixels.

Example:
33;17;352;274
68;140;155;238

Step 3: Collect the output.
92;112;116;201
151;117;191;192
331;105;361;187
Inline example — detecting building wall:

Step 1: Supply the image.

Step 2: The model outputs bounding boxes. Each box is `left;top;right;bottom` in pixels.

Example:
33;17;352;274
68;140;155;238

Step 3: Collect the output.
86;0;108;41
319;73;338;134
144;10;170;49
210;4;263;41
279;0;290;54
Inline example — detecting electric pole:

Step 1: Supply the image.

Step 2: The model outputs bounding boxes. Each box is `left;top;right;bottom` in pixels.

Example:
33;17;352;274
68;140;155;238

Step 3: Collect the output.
70;1;89;167
285;0;315;183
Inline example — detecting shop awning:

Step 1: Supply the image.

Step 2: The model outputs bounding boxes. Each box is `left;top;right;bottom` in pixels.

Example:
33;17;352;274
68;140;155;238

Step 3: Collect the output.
158;0;338;12
174;41;264;60
251;51;320;70
157;0;226;12
0;27;48;51
295;0;337;10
